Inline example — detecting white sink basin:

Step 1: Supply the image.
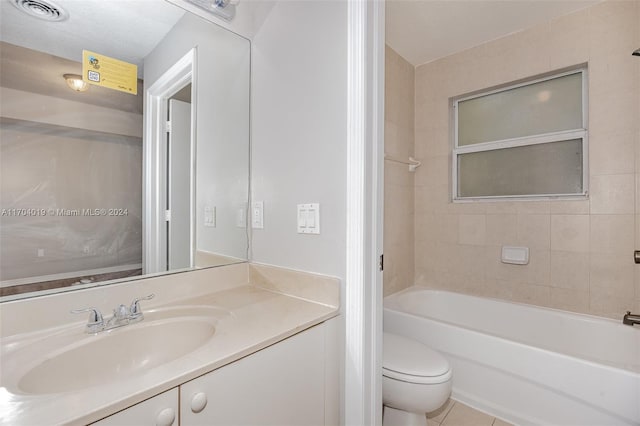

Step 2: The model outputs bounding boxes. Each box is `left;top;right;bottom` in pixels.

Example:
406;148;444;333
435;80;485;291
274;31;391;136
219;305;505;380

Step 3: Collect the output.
5;308;221;395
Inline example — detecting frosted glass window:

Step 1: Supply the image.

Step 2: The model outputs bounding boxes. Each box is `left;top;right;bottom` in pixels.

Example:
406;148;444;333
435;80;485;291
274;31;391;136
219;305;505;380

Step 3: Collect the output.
458;73;583;146
458;139;583;197
453;68;587;200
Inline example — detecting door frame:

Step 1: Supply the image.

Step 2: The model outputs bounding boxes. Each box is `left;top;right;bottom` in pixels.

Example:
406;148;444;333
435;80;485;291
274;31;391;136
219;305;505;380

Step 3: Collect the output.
345;0;385;424
143;48;197;274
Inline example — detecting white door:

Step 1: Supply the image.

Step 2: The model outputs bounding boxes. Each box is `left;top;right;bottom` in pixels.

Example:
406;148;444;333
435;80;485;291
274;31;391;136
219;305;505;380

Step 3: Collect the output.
167;99;192;270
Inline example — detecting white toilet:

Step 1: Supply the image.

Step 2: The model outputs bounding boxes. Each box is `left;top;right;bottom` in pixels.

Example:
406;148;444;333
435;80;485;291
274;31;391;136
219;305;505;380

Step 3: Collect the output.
383;332;452;426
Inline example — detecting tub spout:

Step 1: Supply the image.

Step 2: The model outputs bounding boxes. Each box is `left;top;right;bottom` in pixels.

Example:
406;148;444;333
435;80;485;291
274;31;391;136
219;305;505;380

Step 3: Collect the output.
622;311;640;326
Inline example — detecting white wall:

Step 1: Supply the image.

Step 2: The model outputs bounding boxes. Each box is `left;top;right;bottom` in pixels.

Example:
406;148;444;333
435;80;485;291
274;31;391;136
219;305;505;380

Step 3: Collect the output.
250;0;348;280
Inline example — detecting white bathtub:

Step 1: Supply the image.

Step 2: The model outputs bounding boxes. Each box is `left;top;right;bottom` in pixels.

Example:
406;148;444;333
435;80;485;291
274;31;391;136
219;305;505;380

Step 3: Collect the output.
383;287;640;426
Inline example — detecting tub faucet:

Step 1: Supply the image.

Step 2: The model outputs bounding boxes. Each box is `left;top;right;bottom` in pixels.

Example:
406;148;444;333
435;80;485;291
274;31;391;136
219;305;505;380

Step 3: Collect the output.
622;311;640;326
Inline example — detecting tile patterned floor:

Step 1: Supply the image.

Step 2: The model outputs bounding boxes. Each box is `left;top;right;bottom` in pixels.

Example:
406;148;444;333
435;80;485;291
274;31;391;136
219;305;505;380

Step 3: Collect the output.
426;399;513;426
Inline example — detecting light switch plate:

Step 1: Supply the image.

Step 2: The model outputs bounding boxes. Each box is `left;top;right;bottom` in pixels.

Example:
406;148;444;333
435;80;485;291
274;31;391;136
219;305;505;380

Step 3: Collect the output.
236;207;246;228
297;203;320;234
252;201;264;229
204;205;216;227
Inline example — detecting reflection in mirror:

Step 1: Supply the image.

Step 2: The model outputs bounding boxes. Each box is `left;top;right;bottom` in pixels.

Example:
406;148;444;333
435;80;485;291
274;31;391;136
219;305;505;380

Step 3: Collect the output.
0;0;250;300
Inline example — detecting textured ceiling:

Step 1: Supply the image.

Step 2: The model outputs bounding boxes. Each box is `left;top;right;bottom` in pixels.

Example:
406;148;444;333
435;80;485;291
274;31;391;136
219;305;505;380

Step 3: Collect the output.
386;0;600;66
0;0;185;76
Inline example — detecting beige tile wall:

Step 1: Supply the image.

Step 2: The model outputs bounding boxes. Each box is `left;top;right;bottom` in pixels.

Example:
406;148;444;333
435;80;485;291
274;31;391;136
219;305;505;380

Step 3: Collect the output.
384;46;415;297
410;1;640;319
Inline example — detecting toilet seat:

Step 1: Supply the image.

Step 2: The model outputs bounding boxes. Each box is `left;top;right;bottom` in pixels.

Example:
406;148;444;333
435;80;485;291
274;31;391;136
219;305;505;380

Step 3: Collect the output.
383;366;452;385
383;332;451;384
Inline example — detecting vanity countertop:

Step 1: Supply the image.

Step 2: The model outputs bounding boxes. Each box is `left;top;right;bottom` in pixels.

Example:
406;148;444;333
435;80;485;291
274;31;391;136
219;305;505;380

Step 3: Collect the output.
0;264;340;426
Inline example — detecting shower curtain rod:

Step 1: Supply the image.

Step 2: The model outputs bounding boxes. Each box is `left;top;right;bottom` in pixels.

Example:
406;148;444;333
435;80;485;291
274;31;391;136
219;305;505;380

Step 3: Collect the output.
384;154;422;172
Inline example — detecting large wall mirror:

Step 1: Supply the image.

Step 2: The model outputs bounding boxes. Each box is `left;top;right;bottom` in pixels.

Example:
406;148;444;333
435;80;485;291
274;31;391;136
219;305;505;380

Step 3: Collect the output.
0;0;250;300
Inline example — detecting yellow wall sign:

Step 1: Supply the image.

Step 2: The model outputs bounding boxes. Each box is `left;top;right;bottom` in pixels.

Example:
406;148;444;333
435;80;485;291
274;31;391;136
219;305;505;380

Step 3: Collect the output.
82;50;138;95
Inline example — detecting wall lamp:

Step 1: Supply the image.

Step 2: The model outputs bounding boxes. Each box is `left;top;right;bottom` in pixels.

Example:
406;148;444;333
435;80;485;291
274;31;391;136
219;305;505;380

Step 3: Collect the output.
63;74;89;92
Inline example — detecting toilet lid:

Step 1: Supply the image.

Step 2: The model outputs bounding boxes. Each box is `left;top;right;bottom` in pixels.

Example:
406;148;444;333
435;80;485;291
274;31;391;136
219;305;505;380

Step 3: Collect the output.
383;332;450;379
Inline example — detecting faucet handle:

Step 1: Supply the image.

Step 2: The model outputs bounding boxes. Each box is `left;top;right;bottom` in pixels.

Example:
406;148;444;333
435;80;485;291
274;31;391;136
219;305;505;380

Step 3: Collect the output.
113;304;130;319
71;307;104;333
130;294;155;320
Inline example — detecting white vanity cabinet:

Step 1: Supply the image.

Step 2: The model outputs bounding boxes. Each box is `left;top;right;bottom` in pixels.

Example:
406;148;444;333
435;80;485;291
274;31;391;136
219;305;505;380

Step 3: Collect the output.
90;319;340;426
91;388;179;426
180;323;334;426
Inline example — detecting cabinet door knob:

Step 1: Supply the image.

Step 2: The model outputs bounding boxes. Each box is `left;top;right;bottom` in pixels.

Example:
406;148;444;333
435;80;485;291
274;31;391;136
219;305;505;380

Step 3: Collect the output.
156;407;175;426
191;392;208;413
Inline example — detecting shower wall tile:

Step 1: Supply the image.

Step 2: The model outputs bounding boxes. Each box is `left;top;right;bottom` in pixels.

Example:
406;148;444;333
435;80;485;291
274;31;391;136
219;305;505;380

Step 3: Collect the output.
588;0;639;57
589;174;635;214
484;202;518;215
549;200;590;215
550;215;590;253
410;0;640;319
415;213;458;245
384;46;415;297
446;201;487;216
635;130;640;175
589;214;634;254
485;214;517;246
479;278;514;300
589;88;638;136
550;251;590;291
517;215;551;250
636;175;640;214
414;154;449;188
548;6;590;70
590;287;635;319
458;214;486;246
589;254;635;299
589;129;636;176
511;283;551;307
548;287;590;314
515;201;551;215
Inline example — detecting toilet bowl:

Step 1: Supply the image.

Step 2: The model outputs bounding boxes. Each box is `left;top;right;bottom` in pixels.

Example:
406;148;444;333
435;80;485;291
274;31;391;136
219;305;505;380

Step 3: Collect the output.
383;332;452;426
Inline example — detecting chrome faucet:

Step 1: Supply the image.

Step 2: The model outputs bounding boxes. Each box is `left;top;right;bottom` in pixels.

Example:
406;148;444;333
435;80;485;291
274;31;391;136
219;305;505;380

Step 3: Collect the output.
72;294;155;334
622;311;640;326
69;307;104;334
105;304;132;329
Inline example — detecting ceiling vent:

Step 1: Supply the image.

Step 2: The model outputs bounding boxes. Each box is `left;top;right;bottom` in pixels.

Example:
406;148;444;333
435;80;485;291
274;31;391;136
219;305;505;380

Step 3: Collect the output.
11;0;69;22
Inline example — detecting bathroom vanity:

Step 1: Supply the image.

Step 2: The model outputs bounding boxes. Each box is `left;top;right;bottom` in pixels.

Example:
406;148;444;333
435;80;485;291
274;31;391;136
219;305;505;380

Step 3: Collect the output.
95;324;332;425
0;264;341;425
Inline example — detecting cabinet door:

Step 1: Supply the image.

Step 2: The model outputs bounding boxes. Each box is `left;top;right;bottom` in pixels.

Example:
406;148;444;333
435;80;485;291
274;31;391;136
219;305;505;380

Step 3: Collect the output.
181;324;325;426
91;388;178;426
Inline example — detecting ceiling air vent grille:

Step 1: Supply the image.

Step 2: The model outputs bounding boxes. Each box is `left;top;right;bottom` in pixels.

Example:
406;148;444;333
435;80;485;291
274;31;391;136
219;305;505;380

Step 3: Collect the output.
12;0;69;22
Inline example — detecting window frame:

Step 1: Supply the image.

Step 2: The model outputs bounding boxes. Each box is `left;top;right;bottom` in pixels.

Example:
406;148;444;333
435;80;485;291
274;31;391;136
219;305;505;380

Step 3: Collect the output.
452;67;589;202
